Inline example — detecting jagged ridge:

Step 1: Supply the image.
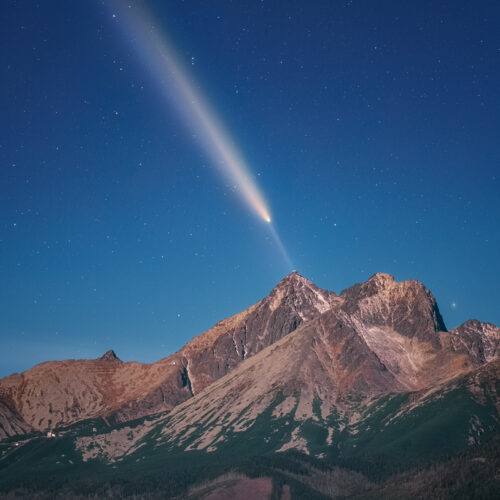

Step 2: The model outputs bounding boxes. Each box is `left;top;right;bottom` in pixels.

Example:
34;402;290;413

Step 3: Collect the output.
0;272;497;442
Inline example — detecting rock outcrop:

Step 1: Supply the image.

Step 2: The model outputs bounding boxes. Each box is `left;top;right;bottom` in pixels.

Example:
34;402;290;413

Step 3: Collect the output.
448;319;499;364
99;350;121;362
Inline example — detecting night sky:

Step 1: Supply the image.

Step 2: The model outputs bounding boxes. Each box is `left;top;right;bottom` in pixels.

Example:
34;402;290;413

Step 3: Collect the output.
1;0;499;377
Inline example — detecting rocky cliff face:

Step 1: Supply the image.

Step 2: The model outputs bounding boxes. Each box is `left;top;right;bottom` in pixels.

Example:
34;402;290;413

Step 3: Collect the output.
0;272;498;441
0;400;31;440
340;273;446;346
447;319;499;364
177;271;338;393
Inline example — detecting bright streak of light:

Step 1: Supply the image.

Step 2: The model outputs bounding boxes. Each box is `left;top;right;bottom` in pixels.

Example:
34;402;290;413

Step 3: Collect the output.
111;2;272;224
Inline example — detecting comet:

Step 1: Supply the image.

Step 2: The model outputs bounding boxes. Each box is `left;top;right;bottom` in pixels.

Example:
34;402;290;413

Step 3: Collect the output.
110;2;270;222
109;1;292;267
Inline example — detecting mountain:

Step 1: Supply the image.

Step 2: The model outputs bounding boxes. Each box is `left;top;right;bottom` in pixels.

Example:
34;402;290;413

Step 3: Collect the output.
71;274;498;459
0;271;337;438
0;272;498;499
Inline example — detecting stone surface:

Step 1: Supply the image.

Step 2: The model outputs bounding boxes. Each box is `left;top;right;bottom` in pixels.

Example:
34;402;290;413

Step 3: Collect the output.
447;319;499;364
99;350;121;362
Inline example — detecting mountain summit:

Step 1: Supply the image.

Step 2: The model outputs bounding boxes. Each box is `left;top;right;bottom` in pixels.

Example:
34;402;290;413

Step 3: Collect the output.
99;350;121;362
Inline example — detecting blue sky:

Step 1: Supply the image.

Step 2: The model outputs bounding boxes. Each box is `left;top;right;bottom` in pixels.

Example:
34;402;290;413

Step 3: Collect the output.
1;0;499;376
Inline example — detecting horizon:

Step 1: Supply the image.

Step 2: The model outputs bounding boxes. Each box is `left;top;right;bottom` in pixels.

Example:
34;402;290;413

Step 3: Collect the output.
1;0;499;377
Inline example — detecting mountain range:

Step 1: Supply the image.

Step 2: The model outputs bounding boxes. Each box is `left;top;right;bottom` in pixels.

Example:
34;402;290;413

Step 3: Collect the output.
0;272;498;498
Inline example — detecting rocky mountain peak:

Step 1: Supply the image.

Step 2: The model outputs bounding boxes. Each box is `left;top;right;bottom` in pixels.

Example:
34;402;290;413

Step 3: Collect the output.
274;270;312;288
340;274;446;345
271;270;336;298
367;272;396;286
166;271;340;403
99;350;121;362
339;272;396;300
267;271;337;318
449;320;499;363
459;319;489;330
